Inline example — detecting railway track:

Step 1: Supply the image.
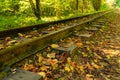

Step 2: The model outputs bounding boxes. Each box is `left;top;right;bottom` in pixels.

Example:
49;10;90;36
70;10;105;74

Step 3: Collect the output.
0;9;114;79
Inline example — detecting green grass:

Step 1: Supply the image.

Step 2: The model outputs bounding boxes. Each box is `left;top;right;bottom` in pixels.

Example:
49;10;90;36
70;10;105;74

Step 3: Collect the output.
0;15;45;31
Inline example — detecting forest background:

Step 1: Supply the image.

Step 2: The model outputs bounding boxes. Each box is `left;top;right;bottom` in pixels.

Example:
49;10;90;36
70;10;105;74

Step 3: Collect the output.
0;0;119;31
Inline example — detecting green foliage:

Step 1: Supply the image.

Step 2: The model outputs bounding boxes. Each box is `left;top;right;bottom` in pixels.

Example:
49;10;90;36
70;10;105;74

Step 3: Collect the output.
116;0;120;7
0;15;45;31
0;0;112;31
101;2;110;10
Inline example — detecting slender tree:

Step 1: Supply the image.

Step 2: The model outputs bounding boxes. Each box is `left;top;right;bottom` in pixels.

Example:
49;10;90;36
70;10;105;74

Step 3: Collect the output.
81;0;86;13
29;0;41;19
76;0;79;10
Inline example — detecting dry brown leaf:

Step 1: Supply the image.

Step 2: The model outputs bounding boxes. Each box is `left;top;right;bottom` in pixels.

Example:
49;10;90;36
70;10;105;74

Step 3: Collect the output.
47;59;58;66
86;62;94;70
6;40;17;46
40;65;49;71
5;37;11;42
23;64;35;71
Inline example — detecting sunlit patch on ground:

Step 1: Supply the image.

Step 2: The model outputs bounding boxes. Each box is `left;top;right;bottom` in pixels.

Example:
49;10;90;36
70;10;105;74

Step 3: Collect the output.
102;49;120;56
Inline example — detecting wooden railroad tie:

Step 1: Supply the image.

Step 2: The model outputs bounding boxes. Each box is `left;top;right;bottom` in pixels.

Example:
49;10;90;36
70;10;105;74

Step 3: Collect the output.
52;42;78;56
3;68;43;80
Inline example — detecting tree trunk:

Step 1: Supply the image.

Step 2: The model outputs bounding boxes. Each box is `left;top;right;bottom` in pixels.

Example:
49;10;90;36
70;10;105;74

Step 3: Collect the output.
81;0;85;13
92;0;101;11
76;0;79;10
36;0;40;19
29;0;41;19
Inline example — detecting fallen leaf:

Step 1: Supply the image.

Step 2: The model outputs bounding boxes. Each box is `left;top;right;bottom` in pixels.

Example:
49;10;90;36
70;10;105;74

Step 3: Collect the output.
86;74;94;77
76;42;83;47
23;64;35;71
40;65;49;71
37;54;43;63
53;74;61;79
47;52;56;58
82;52;87;57
86;62;94;70
70;65;74;71
50;44;59;48
67;57;72;64
47;59;58;66
0;44;4;49
93;53;102;59
77;65;84;73
65;66;71;72
92;64;100;69
6;40;17;46
52;63;58;70
38;72;46;78
18;33;24;37
5;37;11;42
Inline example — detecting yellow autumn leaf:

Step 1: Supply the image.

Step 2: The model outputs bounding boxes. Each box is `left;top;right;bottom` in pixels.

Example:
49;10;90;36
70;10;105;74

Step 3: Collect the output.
70;65;74;71
86;74;94;77
77;65;84;73
37;54;43;63
38;72;46;78
18;33;24;37
106;55;111;59
94;53;102;59
92;64;100;69
100;29;103;32
50;44;59;48
86;46;90;50
67;57;71;64
52;64;58;70
65;66;71;72
40;65;49;71
47;52;56;58
94;59;98;63
82;52;87;57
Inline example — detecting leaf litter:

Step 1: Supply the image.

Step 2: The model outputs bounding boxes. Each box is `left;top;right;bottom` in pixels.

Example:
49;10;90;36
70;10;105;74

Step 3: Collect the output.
12;10;120;80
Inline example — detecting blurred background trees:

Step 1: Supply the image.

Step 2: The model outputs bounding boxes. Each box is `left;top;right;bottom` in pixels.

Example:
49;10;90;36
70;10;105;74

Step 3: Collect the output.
0;0;117;30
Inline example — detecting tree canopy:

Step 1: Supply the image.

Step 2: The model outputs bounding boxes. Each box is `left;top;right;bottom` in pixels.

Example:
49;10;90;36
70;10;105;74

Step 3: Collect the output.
0;0;116;30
